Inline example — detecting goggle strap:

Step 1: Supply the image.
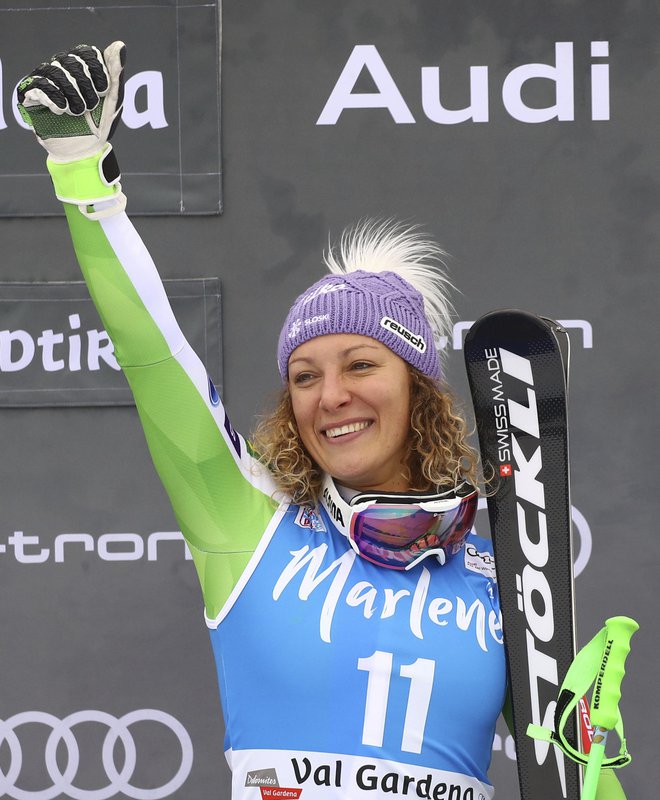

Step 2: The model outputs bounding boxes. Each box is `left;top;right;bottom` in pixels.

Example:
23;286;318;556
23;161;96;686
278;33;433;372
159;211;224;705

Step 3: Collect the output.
526;624;631;769
352;481;474;505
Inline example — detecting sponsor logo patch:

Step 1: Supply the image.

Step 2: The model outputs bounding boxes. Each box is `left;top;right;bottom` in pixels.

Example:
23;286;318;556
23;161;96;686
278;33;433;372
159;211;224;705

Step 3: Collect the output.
288;314;331;340
294;506;326;533
380;316;426;353
464;543;496;579
301;282;347;305
245;768;279;787
244;769;303;798
288;319;302;339
321;486;345;526
208;376;220;406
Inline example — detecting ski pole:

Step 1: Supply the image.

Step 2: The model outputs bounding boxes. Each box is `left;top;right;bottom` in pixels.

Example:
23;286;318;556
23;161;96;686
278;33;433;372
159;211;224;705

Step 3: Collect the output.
581;616;638;800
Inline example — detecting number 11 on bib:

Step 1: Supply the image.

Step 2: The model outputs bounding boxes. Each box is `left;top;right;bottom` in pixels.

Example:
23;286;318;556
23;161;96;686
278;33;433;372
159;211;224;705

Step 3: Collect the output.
464;310;582;800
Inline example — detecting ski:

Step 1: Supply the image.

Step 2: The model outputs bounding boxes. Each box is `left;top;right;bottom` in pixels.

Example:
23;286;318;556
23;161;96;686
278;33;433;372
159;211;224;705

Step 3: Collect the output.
464;310;581;800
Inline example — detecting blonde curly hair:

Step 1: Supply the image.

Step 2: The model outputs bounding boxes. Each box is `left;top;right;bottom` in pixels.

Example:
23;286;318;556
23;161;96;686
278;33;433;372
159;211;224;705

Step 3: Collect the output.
251;366;480;506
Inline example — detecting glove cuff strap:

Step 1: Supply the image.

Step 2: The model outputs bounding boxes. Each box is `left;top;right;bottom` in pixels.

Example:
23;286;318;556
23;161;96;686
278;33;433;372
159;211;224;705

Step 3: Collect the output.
47;145;124;214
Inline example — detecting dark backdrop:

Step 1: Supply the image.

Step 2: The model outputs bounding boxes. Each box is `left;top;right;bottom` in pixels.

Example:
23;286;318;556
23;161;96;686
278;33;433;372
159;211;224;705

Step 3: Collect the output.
1;2;656;798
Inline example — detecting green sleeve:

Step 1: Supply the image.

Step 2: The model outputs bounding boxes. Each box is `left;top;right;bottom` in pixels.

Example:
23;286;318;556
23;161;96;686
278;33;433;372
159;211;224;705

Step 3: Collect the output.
60;197;279;619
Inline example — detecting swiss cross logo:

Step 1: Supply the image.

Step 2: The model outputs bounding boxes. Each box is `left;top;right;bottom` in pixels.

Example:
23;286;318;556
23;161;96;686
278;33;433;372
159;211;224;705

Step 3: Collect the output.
500;464;512;477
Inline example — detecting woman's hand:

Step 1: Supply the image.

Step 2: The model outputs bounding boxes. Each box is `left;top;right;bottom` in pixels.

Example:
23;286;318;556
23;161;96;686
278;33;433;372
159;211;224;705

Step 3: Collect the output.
17;42;126;163
17;42;127;216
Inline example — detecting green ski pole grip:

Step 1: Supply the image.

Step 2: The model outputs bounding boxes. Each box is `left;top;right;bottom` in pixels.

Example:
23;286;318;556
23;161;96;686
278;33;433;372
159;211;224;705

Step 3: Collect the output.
590;616;639;730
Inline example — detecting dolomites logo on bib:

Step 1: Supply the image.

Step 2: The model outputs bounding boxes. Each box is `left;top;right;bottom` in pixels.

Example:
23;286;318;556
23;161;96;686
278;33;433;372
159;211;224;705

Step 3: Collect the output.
244;769;302;798
245;768;280;787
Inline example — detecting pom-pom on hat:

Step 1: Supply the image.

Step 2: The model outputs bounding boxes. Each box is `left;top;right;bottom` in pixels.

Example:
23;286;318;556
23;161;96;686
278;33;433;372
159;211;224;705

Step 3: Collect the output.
277;220;454;381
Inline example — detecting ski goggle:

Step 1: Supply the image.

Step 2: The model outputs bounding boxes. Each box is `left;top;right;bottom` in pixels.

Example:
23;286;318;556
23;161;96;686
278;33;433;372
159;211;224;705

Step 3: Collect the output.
320;475;479;570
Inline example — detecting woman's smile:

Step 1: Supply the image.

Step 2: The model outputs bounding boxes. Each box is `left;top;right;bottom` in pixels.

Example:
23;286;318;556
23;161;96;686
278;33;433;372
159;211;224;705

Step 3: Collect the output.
322;419;373;439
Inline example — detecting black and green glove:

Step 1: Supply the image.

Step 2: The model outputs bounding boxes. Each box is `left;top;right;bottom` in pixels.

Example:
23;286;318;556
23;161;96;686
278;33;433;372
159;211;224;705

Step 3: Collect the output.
17;42;127;217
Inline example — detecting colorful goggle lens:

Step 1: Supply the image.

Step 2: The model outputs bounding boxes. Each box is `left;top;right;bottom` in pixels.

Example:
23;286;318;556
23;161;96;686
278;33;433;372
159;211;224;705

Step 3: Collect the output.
349;490;478;570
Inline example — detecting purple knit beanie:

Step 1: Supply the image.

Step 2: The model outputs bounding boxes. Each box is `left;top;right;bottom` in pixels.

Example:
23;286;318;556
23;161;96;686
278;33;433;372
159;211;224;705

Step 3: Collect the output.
277;269;440;381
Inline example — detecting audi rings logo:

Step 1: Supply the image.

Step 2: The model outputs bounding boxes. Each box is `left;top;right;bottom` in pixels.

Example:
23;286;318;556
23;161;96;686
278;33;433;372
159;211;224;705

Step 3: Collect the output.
0;709;193;800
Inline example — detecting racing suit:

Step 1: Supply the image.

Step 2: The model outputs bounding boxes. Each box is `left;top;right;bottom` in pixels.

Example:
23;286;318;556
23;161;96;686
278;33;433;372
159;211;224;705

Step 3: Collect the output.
61;200;507;799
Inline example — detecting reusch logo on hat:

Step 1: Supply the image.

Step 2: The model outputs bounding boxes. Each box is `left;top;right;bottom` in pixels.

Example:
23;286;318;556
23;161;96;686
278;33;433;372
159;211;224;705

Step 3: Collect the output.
380;316;427;353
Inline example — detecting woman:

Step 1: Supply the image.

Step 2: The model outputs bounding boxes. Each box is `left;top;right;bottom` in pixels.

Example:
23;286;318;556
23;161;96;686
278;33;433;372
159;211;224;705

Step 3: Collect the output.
18;42;624;800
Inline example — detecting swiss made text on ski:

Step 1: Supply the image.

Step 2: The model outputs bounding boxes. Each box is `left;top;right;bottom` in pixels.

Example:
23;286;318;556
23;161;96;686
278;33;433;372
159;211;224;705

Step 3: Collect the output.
464;310;581;800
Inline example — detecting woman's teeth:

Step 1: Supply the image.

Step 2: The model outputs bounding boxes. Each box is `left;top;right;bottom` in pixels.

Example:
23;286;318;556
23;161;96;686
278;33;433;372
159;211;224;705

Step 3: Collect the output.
325;421;370;439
